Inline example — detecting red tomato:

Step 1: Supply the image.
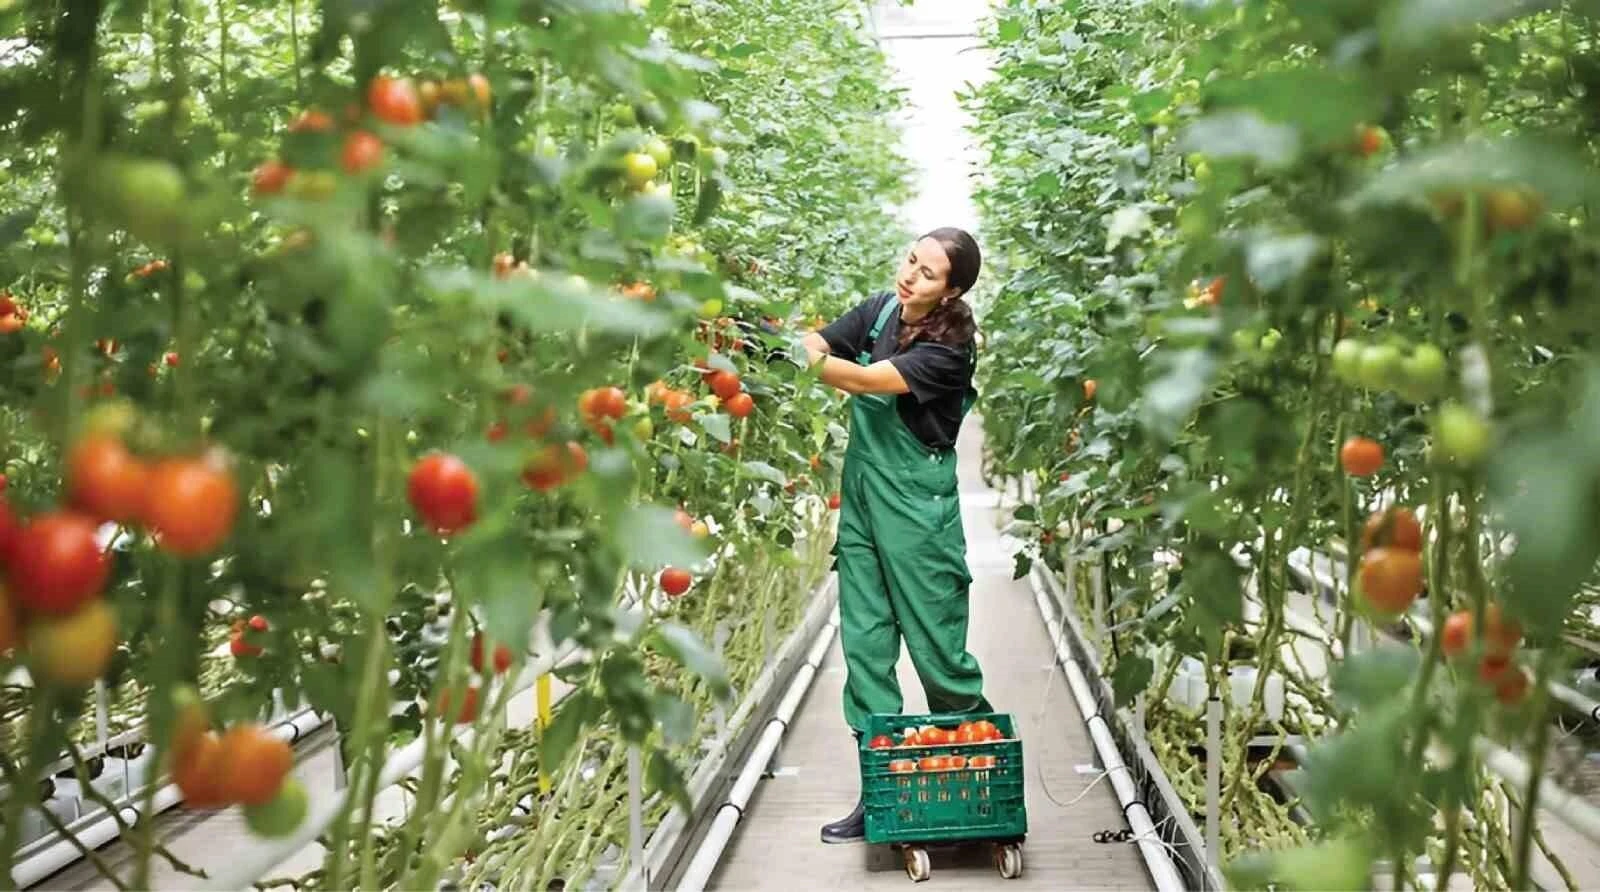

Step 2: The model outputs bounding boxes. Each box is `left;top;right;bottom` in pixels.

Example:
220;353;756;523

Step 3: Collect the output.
218;724;293;806
142;457;239;557
673;508;695;531
248;615;269;633
921;728;950;746
1495;666;1530;704
918;756;946;772
9;511;109;615
1358;547;1422;616
470;632;514;675
230;620;262;658
26;599;118;687
1083;379;1097;400
407;453;478;536
827;493;841;510
252;161;293;196
969;754;997;769
287;109;333;133
660;567;692;597
724;392;755;419
707;370;742;401
663;390;694;424
868;735;894;750
1340;437;1384;477
368;76;424;126
954;727;978;744
340;131;384;174
946;755;967;770
521;441;588;491
888;759;917;773
1362;506;1422;552
468;73;492;109
436;685;481;724
67;435;150;524
971;720;999;740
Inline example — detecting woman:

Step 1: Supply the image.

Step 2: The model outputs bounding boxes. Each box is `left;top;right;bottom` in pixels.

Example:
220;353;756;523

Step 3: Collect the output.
800;227;992;844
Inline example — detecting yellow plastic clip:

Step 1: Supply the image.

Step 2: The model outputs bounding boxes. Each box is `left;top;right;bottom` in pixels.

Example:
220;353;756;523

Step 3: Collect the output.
537;674;553;793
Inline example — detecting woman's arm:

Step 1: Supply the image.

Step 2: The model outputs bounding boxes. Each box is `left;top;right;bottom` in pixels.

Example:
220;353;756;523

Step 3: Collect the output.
802;342;910;396
801;331;831;355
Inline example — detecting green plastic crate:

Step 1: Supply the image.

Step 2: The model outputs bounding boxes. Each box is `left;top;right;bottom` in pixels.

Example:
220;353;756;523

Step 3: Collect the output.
858;711;1028;845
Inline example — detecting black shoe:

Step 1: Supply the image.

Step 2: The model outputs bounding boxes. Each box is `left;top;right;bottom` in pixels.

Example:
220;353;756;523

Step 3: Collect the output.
821;800;865;844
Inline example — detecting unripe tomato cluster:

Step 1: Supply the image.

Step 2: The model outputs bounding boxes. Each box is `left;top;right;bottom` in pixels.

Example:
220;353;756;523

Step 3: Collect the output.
0;408;239;688
168;686;306;835
1331;335;1449;404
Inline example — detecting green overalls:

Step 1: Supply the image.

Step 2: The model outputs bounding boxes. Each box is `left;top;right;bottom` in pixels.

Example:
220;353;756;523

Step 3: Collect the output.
834;299;990;734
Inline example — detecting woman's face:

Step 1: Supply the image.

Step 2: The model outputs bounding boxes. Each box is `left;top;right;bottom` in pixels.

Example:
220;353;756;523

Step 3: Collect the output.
895;237;957;316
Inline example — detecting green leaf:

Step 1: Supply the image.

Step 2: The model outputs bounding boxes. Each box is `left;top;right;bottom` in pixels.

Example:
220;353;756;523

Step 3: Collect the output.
1345;135;1600;212
1012;504;1037;521
1110;654;1154;706
652;692;697;746
541;688;596;777
1140;348;1218;442
1226;836;1374;891
740;460;787;484
1179;111;1300;169
614;505;705;571
1330;647;1420;712
1245;232;1324;293
699;413;733;443
1012;551;1033;581
646;747;693;814
648;623;731;698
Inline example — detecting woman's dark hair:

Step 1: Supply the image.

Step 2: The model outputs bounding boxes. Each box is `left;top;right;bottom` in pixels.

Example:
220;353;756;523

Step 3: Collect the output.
898;227;981;349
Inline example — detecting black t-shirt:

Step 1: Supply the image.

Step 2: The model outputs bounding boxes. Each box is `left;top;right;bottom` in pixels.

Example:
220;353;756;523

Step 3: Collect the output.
819;291;976;450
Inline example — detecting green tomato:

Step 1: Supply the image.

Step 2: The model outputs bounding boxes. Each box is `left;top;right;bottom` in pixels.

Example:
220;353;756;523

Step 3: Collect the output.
109;159;186;242
633;417;654;441
287;170;337;202
1193;161;1212;183
1259;328;1283;352
1231;329;1259;355
700;298;724;319
245;779;309;838
610;102;637;126
644;136;672;168
1330;339;1365;383
1357;343;1401;390
622;152;658;189
1400;344;1448;400
1432;402;1490;467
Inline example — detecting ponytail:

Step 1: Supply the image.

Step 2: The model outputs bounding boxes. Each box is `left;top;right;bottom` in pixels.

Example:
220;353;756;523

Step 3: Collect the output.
898;296;976;350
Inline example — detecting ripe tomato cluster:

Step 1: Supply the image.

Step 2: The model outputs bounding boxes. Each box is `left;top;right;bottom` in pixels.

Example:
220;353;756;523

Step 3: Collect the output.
871;720;1007;773
1439;604;1530;705
230;614;269;658
169;686;303;835
1357;506;1425;617
0;412;239;688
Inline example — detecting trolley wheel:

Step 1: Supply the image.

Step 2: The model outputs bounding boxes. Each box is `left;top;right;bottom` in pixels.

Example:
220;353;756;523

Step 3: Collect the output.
994;842;1023;879
902;845;931;883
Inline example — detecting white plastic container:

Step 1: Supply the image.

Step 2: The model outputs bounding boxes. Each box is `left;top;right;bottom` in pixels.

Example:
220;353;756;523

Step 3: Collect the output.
1167;655;1286;722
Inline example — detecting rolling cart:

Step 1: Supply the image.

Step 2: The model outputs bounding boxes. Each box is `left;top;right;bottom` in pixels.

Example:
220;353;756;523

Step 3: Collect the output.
859;711;1028;883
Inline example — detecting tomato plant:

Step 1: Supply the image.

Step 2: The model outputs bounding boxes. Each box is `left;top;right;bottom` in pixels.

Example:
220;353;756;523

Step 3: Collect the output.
970;0;1600;886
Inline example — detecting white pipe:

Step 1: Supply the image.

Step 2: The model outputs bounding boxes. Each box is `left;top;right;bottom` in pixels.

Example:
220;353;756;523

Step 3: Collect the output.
619;576;839;891
1031;581;1188;892
1205;698;1221;861
15;707;329;888
673;607;839;892
203;641;583;891
1275;546;1600;848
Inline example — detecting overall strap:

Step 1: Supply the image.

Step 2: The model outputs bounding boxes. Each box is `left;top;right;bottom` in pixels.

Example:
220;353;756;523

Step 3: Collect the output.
858;296;899;364
867;296;898;342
